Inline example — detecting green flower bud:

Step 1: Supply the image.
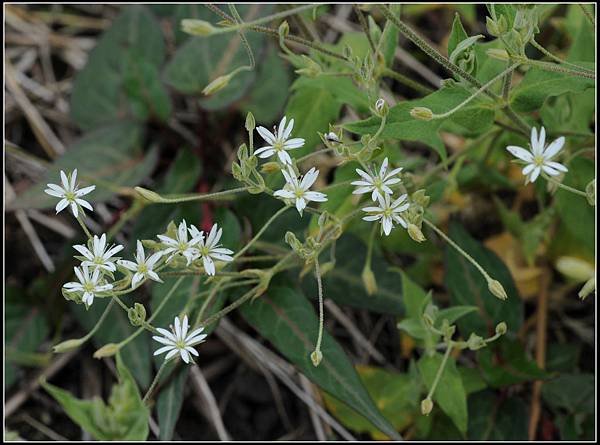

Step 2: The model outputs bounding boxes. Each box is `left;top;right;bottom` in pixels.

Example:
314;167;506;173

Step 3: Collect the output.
53;338;85;353
310;349;323;367
261;161;281;174
555;256;594;282
488;279;508;300
410;107;433;121
245;112;256;133
128;303;147;327
374;98;388;117
586;179;595;206
495;322;507;335
181;19;218;36
93;343;120;359
578;277;595;301
421;397;434;415
135;186;163;203
466;333;486;350
408;223;426;243
278;20;289;40
202;73;233;96
361;265;378;296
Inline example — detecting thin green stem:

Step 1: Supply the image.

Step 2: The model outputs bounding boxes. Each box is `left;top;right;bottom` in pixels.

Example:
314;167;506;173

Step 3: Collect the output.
501;64;513;101
211;4;318;35
295;147;336;164
530;39;595;74
354;4;377;55
198;287;257;328
75;213;92;240
543;174;589;198
365;223;377;271
578;3;595;26
135;186;247;204
429;64;519;120
518;57;595;79
193;280;225;327
312;258;325;359
228;4;255;70
426;343;453;400
143;360;169;404
232;205;290;261
423;218;491;282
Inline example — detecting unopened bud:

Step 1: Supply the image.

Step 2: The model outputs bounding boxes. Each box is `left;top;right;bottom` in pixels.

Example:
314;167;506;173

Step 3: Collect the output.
421;397;434;415
495;321;507;335
486;48;510;61
128;303;147;327
135;186;163;203
578;277;595;301
361;265;378;296
325;132;340;143
93;343;120;359
466;333;486;350
555;256;594;282
585;179;595;206
374;98;388;117
245;112;255;133
410;107;433;121
408;223;426;243
202;73;233;96
261;161;281;174
278;20;289;40
488;279;508;300
181;19;218;36
310;349;323;367
53;338;85;353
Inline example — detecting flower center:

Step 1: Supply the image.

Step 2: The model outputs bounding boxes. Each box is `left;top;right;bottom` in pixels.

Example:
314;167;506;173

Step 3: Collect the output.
65;191;76;201
178;241;188;252
273;140;285;152
200;246;210;256
294;188;304;199
93;257;103;265
383;208;393;218
533;155;545;166
138;263;148;274
83;282;95;293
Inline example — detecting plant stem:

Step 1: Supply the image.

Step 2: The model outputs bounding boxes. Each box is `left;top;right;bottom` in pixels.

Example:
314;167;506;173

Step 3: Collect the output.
212;4;319;35
518;57;595;79
198;287;258;328
143;360;169;404
233;205;290;261
75;213;92;240
578;3;595;26
426;343;453;400
530;39;595;74
312;258;325;359
542;174;589;198
423;218;492;283
382;67;434;95
135;186;248;204
354;4;377;55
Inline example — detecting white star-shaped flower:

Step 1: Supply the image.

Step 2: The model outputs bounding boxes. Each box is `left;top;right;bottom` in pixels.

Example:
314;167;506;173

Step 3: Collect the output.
157;220;203;266
73;233;124;273
153;315;207;364
506;126;568;184
351;157;403;202
189;223;234;276
63;265;113;307
362;193;410;236
117;240;164;288
44;169;95;218
255;116;305;165
274;166;328;215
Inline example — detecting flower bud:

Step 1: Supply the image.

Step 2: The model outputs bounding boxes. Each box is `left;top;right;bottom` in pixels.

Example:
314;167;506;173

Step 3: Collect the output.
310;349;323;367
421;397;434;415
408;223;426;243
585;179;595;206
555;256;594;282
466;333;486;350
495;321;507;335
486;48;510;61
361;265;378;296
181;19;218;36
53;338;85;353
578;277;595;301
245;112;255;133
202;73;233;96
488;279;508;300
410;107;433;121
278;20;289;40
261;161;281;174
135;186;163;203
374;98;388;117
325;132;340;143
93;343;120;359
128;303;147;327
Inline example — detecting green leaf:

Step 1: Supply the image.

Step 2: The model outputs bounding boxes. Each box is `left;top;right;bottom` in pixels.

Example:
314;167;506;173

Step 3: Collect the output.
70;6;165;130
291;76;370;114
42;352;149;440
477;337;551;387
418;352;468;434
13;122;157;211
123;58;172;122
448;13;469;57
444;221;523;336
285;84;343;158
240;286;400;439
163;5;269;110
322;365;420;439
510;65;594;113
542;373;595;415
467;390;528;440
565;4;596;63
301;235;404;315
344;86;497;161
156;366;189;440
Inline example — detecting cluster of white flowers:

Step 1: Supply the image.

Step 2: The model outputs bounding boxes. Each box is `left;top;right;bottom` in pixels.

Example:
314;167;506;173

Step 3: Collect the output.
256;116;329;215
352;157;409;236
506;126;568;184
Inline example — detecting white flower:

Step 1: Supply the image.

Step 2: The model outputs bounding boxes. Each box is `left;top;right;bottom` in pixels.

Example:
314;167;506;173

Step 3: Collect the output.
325;132;340;143
157;220;203;266
117;240;163;288
73;233;124;273
274;166;328;215
63;265;113;307
362;193;410;236
190;223;234;276
44;169;95;218
153;315;207;364
506;126;568;183
255;116;305;165
352;157;403;202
